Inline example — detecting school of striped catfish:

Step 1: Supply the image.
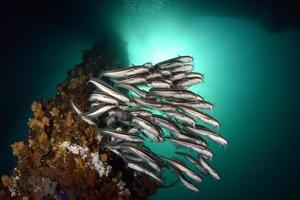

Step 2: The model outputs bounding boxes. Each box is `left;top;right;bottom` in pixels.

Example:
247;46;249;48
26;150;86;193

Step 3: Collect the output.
71;56;227;192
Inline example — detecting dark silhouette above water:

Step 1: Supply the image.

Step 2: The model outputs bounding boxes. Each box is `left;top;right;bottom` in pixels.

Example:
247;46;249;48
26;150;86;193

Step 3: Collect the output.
183;0;300;33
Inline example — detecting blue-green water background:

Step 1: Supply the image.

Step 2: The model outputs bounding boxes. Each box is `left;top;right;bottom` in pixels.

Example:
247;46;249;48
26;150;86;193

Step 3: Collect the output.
1;0;300;199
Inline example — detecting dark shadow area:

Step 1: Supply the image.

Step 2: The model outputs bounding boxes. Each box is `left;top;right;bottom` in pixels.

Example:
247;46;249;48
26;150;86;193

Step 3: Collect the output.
183;0;300;33
0;0;128;174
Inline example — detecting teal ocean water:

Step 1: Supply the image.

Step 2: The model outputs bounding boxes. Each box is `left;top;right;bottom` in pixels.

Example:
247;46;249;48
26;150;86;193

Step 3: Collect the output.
118;2;300;199
1;0;299;199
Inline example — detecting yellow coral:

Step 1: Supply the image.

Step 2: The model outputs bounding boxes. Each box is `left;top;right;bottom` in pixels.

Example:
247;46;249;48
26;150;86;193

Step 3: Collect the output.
51;107;60;117
66;112;74;127
31;101;44;118
1;175;10;187
28;118;43;129
42;116;50;126
68;78;78;90
53;123;60;131
11;141;25;157
74;158;85;173
100;154;108;162
31;101;39;112
28;139;35;147
120;188;131;199
79;75;88;84
11;177;18;187
38;132;48;144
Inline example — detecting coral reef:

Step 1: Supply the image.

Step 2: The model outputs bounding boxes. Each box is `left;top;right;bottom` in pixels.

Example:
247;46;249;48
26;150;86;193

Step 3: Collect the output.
0;45;158;200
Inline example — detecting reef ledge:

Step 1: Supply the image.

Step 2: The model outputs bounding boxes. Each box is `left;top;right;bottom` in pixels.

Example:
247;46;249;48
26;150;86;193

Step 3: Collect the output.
0;44;158;200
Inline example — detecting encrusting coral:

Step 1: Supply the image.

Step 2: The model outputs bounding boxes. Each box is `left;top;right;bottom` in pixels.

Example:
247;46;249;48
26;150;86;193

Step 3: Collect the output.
0;44;158;200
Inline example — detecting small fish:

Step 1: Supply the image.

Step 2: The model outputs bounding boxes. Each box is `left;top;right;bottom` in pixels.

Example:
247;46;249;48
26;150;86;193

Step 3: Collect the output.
115;127;123;131
163;157;202;183
175;152;208;175
134;97;176;111
130;109;153;117
88;78;131;104
100;129;143;143
115;83;147;98
127;162;163;183
116;118;132;126
171;64;194;73
128;127;139;134
110;127;123;143
112;75;147;85
178;105;220;127
121;144;162;172
105;145;127;161
166;137;213;158
155;58;184;69
175;131;207;147
161;56;185;63
84;104;117;118
152;115;206;146
185;125;227;146
170;72;187;81
164;110;196;127
70;100;96;125
185;72;204;79
176;55;193;63
105;113;116;127
148;88;203;101
123;153;144;162
164;79;172;84
132;116;162;138
156;56;193;69
90;102;100;108
101;66;149;78
117;104;131;110
159;69;172;76
167;99;213;110
89;93;119;105
143;62;153;68
178;172;200;192
195;101;213;110
146;72;162;79
199;156;220;180
158;62;183;69
151;115;182;138
140;128;163;142
174;77;202;88
146;80;171;88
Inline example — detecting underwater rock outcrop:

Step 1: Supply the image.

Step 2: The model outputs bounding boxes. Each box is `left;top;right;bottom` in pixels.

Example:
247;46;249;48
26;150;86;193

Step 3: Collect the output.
0;45;158;200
